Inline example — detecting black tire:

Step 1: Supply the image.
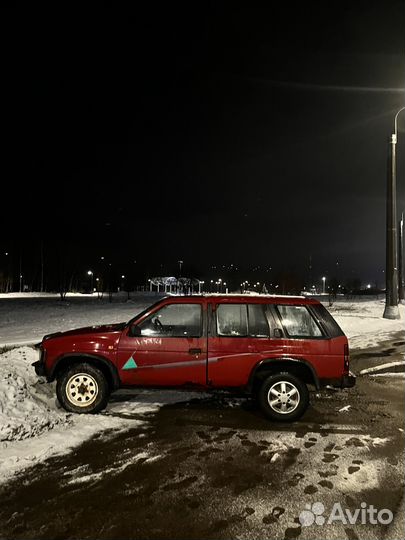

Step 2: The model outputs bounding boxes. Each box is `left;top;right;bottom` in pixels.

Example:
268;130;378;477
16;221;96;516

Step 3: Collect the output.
258;372;309;422
56;363;110;414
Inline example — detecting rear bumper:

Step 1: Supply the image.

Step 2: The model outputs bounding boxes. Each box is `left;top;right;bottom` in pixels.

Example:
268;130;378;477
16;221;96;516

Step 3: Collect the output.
341;371;356;388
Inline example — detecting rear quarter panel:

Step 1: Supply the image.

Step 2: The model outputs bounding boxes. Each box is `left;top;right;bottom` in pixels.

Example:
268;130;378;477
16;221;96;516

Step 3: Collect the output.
285;335;347;378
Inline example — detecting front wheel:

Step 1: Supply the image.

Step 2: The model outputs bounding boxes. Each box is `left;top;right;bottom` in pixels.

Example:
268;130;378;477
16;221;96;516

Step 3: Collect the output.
56;363;110;414
258;372;309;422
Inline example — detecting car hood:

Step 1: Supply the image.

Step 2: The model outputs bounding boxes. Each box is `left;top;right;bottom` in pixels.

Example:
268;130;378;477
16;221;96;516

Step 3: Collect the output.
42;322;126;342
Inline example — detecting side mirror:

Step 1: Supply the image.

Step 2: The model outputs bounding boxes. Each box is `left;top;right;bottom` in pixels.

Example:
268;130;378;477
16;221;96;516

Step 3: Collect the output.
274;328;283;338
129;325;142;337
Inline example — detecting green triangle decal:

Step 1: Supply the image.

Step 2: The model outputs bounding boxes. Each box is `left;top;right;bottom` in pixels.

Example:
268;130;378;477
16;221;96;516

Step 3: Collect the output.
123;356;137;370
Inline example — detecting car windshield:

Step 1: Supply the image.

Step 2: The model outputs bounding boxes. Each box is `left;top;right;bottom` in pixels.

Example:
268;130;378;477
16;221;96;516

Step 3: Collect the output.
126;298;168;327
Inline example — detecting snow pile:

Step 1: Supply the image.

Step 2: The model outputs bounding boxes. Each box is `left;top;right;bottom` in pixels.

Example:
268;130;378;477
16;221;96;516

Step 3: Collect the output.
0;347;71;442
0;344;208;484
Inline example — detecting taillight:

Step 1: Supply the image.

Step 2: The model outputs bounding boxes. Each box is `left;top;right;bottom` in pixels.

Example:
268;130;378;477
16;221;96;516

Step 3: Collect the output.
344;343;349;372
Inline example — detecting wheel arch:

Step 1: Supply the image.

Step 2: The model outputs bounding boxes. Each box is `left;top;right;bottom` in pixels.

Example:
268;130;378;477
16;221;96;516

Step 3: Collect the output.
247;357;320;393
49;353;120;391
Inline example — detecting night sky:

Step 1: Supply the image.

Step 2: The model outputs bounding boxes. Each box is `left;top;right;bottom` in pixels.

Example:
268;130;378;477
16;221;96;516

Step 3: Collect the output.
1;4;404;291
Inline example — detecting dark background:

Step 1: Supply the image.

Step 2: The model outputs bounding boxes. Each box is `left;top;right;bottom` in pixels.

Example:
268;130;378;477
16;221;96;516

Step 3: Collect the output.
1;3;404;292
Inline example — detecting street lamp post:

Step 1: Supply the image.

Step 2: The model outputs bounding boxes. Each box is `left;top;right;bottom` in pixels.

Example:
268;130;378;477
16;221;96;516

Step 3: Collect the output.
19;253;22;293
399;212;404;303
383;107;404;319
178;260;183;277
87;270;93;293
322;276;326;294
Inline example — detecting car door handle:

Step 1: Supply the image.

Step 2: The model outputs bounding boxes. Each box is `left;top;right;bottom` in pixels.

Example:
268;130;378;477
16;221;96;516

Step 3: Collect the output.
188;348;202;355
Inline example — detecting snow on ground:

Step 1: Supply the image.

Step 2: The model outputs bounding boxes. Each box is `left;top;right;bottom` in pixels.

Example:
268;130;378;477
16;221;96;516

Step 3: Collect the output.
0;293;403;350
0;294;403;483
0;293;161;347
328;298;404;349
0;344;208;484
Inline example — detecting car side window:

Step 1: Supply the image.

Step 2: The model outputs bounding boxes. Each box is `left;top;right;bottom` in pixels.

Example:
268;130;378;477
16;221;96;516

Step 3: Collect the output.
247;304;270;337
217;304;248;336
138;304;202;337
216;304;270;337
275;305;323;338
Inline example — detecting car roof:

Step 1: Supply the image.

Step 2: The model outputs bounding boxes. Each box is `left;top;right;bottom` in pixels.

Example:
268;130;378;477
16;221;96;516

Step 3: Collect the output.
159;294;320;305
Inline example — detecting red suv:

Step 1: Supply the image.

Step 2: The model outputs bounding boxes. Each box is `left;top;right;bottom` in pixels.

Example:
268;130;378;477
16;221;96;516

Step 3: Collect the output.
33;295;355;421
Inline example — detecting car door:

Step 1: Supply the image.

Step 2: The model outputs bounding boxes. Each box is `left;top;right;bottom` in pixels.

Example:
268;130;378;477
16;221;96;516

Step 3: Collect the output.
118;301;207;387
208;302;280;387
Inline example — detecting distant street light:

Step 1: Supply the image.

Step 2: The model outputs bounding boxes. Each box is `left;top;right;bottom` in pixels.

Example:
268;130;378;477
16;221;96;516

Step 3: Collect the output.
383;107;404;319
322;276;326;294
178;260;183;277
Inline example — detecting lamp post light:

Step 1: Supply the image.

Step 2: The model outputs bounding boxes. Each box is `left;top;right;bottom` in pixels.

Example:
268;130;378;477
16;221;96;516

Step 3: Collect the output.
178;260;183;277
322;276;326;294
87;270;93;293
383;107;405;319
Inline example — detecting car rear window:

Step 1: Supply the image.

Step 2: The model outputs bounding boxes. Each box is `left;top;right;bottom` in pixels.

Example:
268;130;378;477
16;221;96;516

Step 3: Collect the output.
275;305;323;338
309;304;345;337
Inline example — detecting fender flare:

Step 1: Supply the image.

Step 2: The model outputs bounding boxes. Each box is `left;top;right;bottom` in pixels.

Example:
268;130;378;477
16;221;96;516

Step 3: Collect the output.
49;352;120;390
247;357;320;391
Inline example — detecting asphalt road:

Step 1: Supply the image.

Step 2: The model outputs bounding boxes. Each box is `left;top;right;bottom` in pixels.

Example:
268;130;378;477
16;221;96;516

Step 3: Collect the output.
0;336;404;540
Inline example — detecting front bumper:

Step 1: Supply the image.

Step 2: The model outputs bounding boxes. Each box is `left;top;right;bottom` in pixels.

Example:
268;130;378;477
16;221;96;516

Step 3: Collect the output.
32;360;46;377
32;342;47;377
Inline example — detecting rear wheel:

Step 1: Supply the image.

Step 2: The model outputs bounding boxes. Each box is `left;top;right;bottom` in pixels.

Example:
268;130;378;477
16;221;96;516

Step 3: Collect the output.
258;372;309;422
56;363;110;414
